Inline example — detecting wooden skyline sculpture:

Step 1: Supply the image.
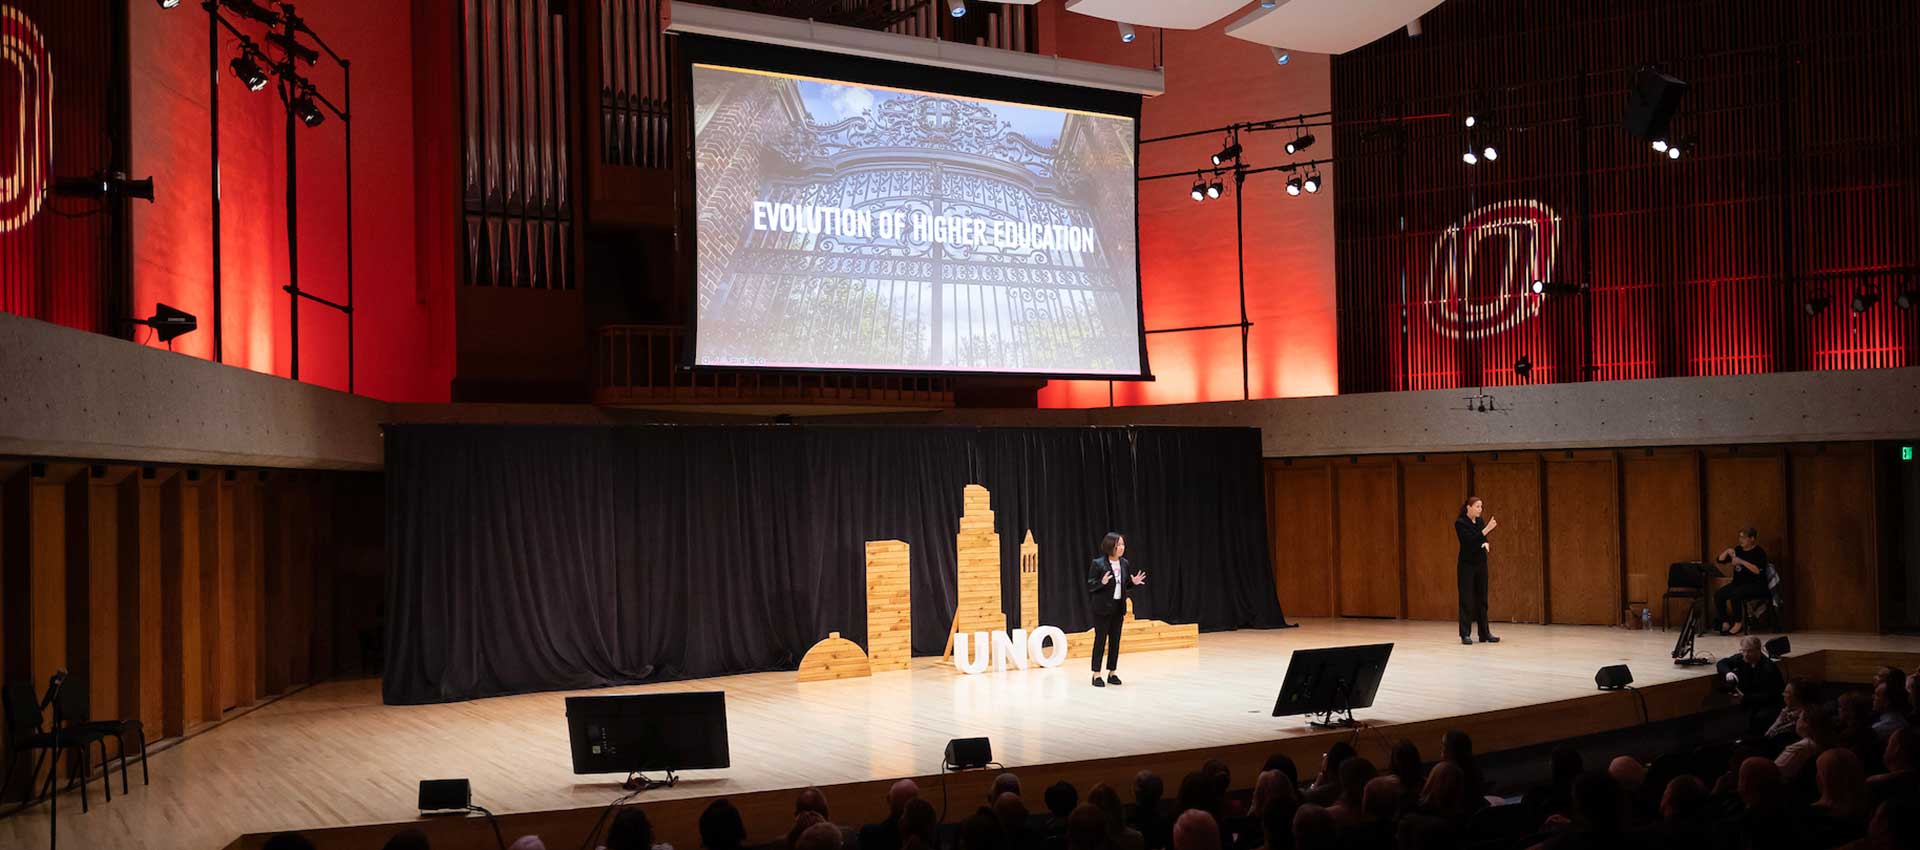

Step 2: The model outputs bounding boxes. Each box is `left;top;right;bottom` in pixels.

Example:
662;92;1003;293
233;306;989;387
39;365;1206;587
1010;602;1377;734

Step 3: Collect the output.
797;539;912;682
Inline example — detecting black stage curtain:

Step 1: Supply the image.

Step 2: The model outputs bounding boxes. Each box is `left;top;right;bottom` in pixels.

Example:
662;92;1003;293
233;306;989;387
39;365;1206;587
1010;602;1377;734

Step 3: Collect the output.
384;425;1287;704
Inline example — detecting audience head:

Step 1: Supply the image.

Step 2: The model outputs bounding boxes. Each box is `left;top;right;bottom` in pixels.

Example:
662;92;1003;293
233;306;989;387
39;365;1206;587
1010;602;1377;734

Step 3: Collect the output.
887;779;921;815
1321;741;1357;782
1201;758;1232;796
1389;739;1424;790
1066;803;1110;850
1251;768;1294;817
1659;775;1709;822
991;773;1022;803
1175;770;1221;819
1086;783;1126;828
1440;730;1476;777
1259;798;1294;850
699;800;747;850
1171;809;1221;850
1815;747;1868;818
1607;756;1645;794
264;834;317;850
959;812;1004;850
1361;776;1402;823
508;838;547;850
1876;680;1912;718
1046;780;1081;818
1908;670;1920;717
1785;677;1815;709
1800;704;1841;747
994;792;1030;835
1262;753;1299;788
1869;800;1920;850
796;787;831;818
1737;757;1784;810
1290;804;1336;850
788;813;828;850
1886;727;1918;772
1337;756;1377;808
1739;635;1765;665
1419;761;1468;818
796;822;844;850
900;799;938;848
1875;666;1906;691
1549;744;1584;788
1133;770;1164;809
1570;771;1624;834
607;807;656;850
381;830;430;850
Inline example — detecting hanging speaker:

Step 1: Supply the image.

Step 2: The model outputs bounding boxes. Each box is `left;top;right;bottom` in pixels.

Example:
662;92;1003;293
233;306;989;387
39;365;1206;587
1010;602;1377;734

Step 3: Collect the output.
1624;69;1687;140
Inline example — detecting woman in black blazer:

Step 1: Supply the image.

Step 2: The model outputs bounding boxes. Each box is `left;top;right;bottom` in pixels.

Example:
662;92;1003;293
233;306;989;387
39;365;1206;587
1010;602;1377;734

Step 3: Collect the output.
1454;497;1500;646
1087;532;1146;687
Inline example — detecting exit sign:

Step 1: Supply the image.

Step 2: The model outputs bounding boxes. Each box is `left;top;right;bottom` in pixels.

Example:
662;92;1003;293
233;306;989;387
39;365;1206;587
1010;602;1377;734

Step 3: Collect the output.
1905;445;1914;462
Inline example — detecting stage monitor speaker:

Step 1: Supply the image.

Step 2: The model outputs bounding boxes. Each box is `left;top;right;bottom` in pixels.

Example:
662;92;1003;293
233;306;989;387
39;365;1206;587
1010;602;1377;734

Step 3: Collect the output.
566;691;730;775
1624;69;1687;140
418;778;472;812
1766;636;1791;658
945;737;993;770
1595;665;1634;691
1272;643;1394;728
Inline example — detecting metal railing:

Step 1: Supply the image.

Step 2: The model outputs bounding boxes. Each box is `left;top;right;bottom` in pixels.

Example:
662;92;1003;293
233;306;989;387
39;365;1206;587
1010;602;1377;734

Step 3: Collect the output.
595;324;956;407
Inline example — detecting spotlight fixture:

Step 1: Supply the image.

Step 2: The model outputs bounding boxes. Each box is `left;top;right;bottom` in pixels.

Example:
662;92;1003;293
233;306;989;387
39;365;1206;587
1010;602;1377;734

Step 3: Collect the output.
1482;145;1499;162
292;92;326;127
1285;133;1316;155
1302;171;1321;194
1206;180;1223;200
1804;295;1831;316
1191;177;1206;202
1514;355;1533;378
230;53;269;92
1896;290;1916;310
1667;144;1682;160
1531;280;1584;296
947;0;966;18
1462;150;1479;165
1406;17;1423;38
1117;22;1136;43
1851;290;1879;313
1464;115;1477;128
54;172;157;203
156;0;181;7
269;31;321;67
133;303;198;343
1270;46;1290;66
1285;175;1303;196
1212;141;1242;166
1650;139;1669;153
220;0;283;26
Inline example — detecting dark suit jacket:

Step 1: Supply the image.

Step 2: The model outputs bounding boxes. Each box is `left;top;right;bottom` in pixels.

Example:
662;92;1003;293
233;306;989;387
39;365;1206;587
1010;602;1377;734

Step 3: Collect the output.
1087;556;1134;615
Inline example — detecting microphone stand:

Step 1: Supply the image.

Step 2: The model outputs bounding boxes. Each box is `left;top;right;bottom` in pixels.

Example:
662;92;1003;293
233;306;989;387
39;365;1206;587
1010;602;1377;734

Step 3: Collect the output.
39;670;67;850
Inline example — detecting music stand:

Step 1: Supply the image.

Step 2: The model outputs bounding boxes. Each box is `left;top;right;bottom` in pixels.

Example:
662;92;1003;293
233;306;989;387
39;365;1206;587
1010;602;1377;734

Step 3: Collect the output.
1671;563;1716;666
1272;643;1393;729
566;691;730;790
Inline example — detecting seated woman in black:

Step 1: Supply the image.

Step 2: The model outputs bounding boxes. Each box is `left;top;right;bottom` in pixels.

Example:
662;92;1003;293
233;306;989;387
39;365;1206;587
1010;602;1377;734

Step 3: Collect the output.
1713;527;1770;635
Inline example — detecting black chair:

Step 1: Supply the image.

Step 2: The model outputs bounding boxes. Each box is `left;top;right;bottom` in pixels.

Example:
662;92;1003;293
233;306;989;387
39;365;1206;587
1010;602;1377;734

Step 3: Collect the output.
1660;561;1710;632
56;679;149;795
1;680;114;812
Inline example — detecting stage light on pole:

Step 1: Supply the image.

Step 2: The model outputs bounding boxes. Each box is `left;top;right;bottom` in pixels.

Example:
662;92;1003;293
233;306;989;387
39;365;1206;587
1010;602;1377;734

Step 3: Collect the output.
1482;145;1499;162
1532;279;1545;294
1118;22;1136;43
1212;141;1242;166
1270;46;1290;65
293;92;326;127
1804;295;1831;316
947;0;966;18
1667;144;1682;160
1651;138;1669;153
1302;171;1321;194
1851;290;1879;313
1464;115;1477;128
1191;177;1206;202
54;172;157;203
1206;180;1223;200
231;53;270;92
1463;150;1479;165
1285;175;1303;196
1285;133;1316;155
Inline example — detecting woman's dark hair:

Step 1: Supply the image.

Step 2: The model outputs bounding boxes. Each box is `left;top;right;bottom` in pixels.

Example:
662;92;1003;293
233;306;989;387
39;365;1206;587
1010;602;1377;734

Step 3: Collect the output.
1134;770;1164;807
1458;497;1482;517
381;830;431;850
1099;532;1125;558
1442;730;1481;793
902;798;939;845
608;807;656;850
1389;739;1424;792
699;800;747;850
959;811;1005;850
1175;770;1222;818
1264;753;1300;787
1324;741;1358;779
1550;745;1584;788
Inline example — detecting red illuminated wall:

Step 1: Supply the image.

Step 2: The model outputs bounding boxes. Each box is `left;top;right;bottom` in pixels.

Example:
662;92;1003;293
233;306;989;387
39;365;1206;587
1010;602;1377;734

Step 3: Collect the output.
129;1;451;402
1035;6;1339;408
1334;0;1920;393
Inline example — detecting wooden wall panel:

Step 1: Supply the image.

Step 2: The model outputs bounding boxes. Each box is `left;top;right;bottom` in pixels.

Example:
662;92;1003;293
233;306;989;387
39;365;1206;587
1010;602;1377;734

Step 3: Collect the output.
1790;446;1879;632
161;473;206;736
118;472;166;734
1335;460;1401;617
80;473;124;732
28;468;68;692
264;475;291;695
1402;458;1470;620
1266;461;1335;618
198;474;222;720
1471;457;1545;624
1622;450;1704;626
1;467;26;684
1544;455;1622;625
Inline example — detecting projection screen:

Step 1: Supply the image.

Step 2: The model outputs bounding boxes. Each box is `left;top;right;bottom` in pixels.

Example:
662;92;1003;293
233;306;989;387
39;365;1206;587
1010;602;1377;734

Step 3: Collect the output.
688;55;1143;377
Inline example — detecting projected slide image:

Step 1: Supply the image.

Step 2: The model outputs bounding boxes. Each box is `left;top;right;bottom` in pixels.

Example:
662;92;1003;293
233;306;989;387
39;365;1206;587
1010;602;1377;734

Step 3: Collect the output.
692;64;1141;375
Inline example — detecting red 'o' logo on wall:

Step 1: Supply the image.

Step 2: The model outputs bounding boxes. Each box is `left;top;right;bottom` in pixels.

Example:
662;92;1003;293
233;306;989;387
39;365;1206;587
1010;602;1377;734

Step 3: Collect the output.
1422;200;1562;340
1;4;51;233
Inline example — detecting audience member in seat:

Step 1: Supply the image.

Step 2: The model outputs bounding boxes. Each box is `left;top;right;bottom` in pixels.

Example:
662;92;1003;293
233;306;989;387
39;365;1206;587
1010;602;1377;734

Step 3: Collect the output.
606;807;666;850
1528;771;1625;850
1344;777;1400;850
1233;769;1296;850
1287;805;1335;850
1867;727;1919;806
1127;770;1171;850
1261;754;1299;790
959;812;1005;850
1607;756;1652;822
700;800;748;850
1726;635;1788;736
1844;800;1920;850
1305;742;1355;806
789;813;829;850
1176;770;1225;823
1628;774;1712;850
1253;799;1292;850
898;799;937;850
796;822;845;850
1800;748;1870;848
1779;706;1839;782
1906;672;1920;726
1172;810;1222;850
1042;781;1081;837
1087;783;1146;850
1386;740;1425;805
857;779;920;850
998;792;1043;850
382;829;431;850
1717;757;1803;850
1066;803;1112;850
262;833;317;850
991;773;1024;805
1396;760;1472;847
1768;678;1815;749
1521;745;1583;826
1871;680;1910;742
1324;757;1376;829
510;838;548;850
1440;730;1490;813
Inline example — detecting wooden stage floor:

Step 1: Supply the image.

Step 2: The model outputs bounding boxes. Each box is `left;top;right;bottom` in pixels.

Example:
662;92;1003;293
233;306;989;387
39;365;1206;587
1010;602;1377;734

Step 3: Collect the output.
5;619;1917;850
